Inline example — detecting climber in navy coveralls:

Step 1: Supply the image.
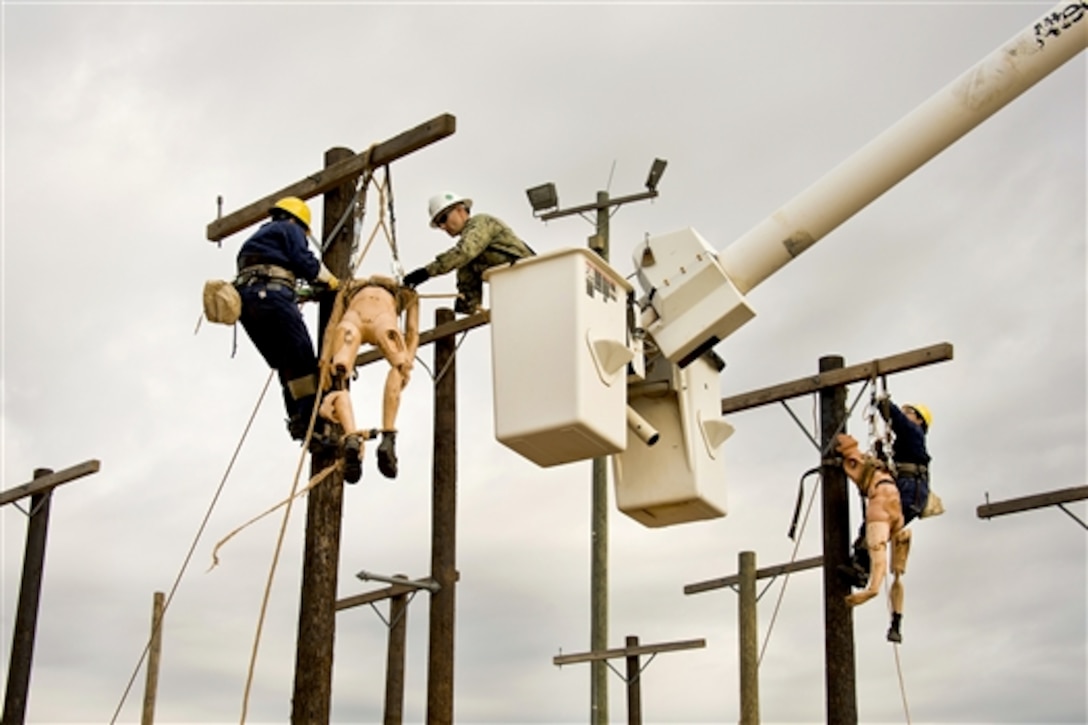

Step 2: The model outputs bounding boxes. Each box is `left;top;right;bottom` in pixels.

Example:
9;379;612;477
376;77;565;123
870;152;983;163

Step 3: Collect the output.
235;196;339;441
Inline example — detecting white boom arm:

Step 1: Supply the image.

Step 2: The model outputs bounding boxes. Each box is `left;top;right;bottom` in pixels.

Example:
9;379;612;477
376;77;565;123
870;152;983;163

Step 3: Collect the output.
717;1;1087;296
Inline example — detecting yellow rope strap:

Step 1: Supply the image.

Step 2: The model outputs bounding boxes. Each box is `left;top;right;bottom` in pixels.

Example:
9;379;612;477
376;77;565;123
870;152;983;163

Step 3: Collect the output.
207;461;338;571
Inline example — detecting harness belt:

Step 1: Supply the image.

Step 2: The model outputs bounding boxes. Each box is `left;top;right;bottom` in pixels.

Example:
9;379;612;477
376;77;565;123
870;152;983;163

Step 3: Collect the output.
236;263;296;287
896;462;929;477
858;458;899;496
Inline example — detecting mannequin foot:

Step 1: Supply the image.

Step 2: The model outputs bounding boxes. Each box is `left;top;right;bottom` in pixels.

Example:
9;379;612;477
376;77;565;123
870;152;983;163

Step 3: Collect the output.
845;589;878;607
377;431;398;479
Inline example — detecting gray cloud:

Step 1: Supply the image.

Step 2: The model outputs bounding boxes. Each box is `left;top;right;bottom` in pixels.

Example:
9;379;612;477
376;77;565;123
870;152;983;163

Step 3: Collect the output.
3;2;1085;724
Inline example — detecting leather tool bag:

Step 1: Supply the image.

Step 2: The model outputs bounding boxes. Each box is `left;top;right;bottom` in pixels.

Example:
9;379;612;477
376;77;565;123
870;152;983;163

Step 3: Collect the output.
203;279;242;325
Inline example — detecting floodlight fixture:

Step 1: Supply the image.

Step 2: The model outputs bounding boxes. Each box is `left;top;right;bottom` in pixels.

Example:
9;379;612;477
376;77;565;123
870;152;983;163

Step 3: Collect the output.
645;158;668;191
526;183;559;214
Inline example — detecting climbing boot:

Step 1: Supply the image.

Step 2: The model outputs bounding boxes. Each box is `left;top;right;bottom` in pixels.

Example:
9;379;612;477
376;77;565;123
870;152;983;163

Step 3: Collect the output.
837;562;868;590
852;534;871;574
342;433;363;484
377;431;398;479
287;414;308;442
304;420;338;456
887;613;903;644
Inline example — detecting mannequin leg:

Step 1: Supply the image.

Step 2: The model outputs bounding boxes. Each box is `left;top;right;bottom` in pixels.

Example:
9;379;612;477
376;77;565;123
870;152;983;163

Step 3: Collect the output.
846;521;889;607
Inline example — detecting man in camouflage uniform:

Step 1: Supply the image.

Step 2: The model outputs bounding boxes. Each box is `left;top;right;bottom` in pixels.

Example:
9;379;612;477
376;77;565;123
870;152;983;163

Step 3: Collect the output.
404;191;535;314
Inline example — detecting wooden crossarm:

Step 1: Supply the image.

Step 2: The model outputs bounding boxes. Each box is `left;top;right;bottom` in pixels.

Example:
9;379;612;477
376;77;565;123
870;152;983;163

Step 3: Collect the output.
977;485;1088;519
553;637;705;666
206;113;456;242
684;555;824;595
0;460;101;507
720;342;953;415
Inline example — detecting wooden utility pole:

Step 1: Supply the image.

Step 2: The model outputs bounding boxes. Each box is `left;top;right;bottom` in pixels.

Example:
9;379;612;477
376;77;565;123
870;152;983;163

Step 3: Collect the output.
737;551;760;725
291;146;355;723
141;591;165;725
383;587;410;724
818;355;857;724
590;192;611;723
427;308;459;723
1;461;100;725
2;469;53;725
623;635;643;725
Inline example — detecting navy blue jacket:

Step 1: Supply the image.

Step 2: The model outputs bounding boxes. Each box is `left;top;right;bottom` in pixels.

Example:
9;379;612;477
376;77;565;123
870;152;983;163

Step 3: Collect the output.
887;403;930;466
237;219;321;281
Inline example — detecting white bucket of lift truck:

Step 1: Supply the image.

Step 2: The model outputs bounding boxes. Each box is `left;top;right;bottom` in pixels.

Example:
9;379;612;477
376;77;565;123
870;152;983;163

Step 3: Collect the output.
613;353;733;527
485;247;633;467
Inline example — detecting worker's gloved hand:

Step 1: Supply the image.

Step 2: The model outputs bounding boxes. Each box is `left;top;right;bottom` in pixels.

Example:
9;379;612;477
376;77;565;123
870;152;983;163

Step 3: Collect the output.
326;275;340;291
403;267;430;288
874;391;891;404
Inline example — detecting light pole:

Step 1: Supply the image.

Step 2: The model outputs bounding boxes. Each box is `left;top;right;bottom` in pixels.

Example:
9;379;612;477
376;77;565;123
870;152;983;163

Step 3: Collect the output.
526;159;666;725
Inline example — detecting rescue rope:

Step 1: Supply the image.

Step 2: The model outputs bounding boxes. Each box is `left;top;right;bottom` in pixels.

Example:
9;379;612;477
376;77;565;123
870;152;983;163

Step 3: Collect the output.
207;461;337;571
108;371;275;724
883;577;913;723
238;394;336;723
348;170;374;271
349;172;396;279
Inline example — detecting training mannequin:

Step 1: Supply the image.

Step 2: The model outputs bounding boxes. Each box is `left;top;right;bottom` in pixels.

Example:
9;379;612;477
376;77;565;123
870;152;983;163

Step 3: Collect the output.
836;433;912;643
320;275;420;483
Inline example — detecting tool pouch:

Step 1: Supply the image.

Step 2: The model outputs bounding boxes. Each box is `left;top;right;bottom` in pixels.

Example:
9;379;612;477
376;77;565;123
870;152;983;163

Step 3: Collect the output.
920;489;945;518
203;279;242;325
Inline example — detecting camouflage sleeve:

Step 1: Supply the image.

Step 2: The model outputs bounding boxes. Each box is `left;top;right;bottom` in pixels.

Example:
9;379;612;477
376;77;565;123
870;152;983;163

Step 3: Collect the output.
426;216;497;276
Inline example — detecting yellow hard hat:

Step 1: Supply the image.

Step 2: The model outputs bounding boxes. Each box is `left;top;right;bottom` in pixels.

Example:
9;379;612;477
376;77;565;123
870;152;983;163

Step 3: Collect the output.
904;403;933;430
271;196;312;230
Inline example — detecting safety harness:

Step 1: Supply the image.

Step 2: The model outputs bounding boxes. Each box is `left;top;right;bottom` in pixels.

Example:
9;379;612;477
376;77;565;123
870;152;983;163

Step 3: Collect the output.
235;262;296;288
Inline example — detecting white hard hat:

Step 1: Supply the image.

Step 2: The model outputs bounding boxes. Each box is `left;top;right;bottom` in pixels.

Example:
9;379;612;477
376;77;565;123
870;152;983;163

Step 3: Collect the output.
428;191;472;227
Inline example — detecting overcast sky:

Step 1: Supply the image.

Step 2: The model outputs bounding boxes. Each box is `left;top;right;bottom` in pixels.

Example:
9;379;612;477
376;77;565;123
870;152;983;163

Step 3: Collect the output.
2;1;1085;723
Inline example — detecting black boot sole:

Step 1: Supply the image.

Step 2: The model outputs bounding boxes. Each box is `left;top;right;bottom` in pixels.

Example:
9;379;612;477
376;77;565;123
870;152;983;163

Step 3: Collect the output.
377;438;398;479
343;437;362;484
836;564;869;589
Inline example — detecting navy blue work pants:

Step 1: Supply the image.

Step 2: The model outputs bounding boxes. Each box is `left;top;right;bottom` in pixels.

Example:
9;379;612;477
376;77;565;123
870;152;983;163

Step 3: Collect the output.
237;281;318;428
897;474;930;525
